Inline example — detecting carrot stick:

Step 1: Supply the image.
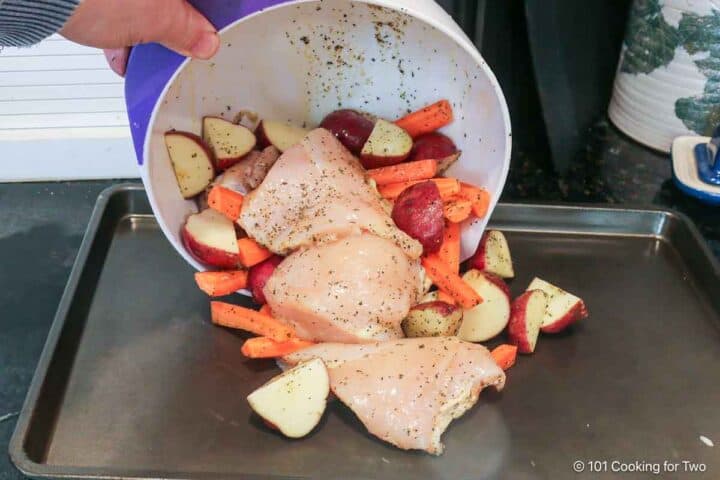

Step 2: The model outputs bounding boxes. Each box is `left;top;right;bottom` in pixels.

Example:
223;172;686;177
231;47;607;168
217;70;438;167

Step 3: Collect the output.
437;290;456;305
421;256;482;308
195;270;248;296
237;238;273;267
259;303;272;316
211;301;295;341
437;221;461;273
241;336;315;358
367;159;437;186
395;100;454;138
378;177;460;200
208;185;244;221
457;183;491;218
491;344;517;370
443;199;473;223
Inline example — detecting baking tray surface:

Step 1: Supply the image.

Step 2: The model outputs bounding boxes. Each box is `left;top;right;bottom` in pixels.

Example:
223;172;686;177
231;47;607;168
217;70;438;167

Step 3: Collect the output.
10;185;720;479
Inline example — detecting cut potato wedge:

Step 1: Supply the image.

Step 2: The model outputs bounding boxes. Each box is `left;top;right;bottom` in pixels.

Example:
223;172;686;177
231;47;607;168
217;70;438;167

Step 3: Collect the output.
202;117;256;170
182;209;240;268
247;358;330;438
507;289;547;353
164;131;215;198
527;277;588;333
470;230;514;279
360;119;413;168
256;120;310;152
457;269;511;342
402;301;462;337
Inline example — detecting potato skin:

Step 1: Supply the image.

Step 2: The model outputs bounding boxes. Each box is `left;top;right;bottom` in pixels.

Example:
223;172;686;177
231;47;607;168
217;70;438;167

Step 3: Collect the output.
409;132;457;162
391;181;445;254
402;301;462;337
248;255;284;304
320;109;375;155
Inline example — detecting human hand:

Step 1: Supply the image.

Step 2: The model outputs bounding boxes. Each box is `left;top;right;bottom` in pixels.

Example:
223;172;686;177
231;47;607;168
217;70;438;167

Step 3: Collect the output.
60;0;220;76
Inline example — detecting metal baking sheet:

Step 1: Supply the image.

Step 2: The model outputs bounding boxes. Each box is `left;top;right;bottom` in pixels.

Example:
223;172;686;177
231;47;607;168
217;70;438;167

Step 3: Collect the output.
10;184;720;479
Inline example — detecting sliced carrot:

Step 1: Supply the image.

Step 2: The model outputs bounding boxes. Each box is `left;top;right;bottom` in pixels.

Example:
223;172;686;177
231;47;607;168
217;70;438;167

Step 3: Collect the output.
457;182;491;218
490;344;518;370
421;255;482;309
210;301;295;341
367;159;437;186
208;185;244;221
194;270;248;296
437;221;461;274
241;336;315;358
377;177;460;201
395;100;454;138
259;303;272;316
443;199;473;223
237;238;273;267
437;290;456;305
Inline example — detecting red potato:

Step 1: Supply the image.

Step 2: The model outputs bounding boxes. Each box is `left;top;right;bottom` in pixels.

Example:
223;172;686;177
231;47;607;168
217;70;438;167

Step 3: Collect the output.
164;131;215;198
202;117;256;170
507;290;548;353
182;209;240;269
247;358;330;439
248;255;284;304
527;278;588;333
470;230;514;279
256;120;310;152
360;119;413;168
409;132;457;162
457;270;511;342
391;181;445;254
319;109;375;155
402;301;463;337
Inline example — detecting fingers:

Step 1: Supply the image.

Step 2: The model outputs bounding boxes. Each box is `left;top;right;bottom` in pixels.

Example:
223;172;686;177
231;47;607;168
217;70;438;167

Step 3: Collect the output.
151;0;219;59
103;48;129;77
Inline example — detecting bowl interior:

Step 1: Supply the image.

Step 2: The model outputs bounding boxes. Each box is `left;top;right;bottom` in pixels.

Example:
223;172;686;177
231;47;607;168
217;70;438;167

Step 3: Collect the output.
143;0;511;276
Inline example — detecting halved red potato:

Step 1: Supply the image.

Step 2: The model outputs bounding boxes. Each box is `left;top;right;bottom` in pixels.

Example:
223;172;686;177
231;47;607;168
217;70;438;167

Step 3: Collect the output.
164;131;215;198
457;270;511;342
248;255;284;304
360;119;413;168
320;109;375;154
470;230;514;279
256;120;310;152
402;301;462;337
527;277;588;333
391;181;445;254
507;290;547;353
202;117;256;170
182;209;240;268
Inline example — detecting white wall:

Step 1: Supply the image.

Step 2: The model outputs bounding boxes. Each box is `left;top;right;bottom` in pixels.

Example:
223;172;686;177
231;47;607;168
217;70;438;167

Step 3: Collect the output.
0;35;139;181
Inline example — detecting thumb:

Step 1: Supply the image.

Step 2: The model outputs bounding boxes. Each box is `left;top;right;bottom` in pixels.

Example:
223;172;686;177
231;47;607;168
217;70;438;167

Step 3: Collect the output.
150;1;220;59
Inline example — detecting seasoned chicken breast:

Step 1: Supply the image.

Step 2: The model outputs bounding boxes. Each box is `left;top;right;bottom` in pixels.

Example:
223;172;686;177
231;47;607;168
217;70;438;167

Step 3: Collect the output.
238;128;422;258
264;233;424;343
284;337;505;454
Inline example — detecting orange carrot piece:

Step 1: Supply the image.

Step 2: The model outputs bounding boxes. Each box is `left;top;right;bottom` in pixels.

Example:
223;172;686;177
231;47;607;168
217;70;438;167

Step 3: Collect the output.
377;177;460;200
367;159;437;186
194;270;248;296
443;199;473;223
395;100;454;138
236;238;273;267
437;221;461;273
211;301;295;341
208;185;244;221
421;256;482;308
491;344;518;370
437;290;456;305
241;336;315;358
458;183;491;218
259;303;272;316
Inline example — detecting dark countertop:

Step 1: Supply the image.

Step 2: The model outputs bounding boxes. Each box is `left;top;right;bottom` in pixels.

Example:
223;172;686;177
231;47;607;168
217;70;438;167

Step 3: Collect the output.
1;120;719;478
